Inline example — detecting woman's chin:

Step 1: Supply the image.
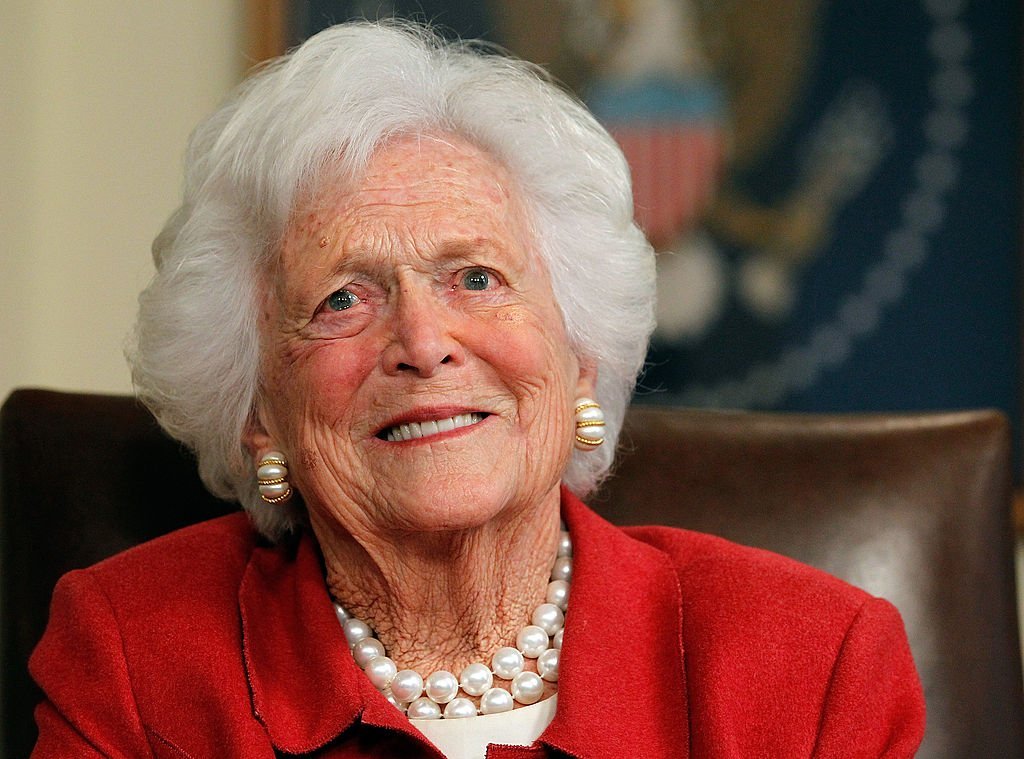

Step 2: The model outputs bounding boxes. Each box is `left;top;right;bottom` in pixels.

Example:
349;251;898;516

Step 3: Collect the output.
381;477;533;535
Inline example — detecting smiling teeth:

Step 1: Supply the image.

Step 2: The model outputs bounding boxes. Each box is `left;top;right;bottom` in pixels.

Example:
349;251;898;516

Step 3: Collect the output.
386;413;485;442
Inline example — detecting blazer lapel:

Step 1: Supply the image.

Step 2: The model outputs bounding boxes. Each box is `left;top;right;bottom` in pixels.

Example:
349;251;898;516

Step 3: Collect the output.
239;533;363;752
538;489;690;758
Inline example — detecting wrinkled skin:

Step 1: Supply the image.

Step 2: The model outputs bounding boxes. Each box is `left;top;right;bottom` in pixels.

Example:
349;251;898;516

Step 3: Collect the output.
246;133;594;675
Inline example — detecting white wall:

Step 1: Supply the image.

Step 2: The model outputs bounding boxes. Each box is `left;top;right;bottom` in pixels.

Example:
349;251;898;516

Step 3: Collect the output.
0;1;246;402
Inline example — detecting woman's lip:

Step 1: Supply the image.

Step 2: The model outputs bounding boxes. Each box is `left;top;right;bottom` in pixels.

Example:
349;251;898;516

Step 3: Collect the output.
374;408;492;441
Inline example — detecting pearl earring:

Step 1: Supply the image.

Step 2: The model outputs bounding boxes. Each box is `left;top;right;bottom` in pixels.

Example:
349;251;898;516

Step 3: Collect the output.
257;451;292;504
573;397;605;450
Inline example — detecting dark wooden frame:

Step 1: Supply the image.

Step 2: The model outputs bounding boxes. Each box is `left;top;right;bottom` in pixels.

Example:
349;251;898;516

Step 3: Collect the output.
245;0;289;64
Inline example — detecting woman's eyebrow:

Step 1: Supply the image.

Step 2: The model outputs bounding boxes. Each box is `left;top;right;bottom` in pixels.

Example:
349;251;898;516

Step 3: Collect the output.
438;237;512;262
302;234;514;292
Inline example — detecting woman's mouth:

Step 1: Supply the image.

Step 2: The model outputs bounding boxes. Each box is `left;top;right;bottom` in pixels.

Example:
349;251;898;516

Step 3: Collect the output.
380;412;488;442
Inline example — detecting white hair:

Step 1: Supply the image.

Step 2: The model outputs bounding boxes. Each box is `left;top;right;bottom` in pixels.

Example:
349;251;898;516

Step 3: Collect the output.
129;20;656;540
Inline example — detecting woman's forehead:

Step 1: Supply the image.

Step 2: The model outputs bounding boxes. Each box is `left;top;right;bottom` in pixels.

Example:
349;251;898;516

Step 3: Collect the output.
286;134;530;252
359;134;513;199
310;135;514;211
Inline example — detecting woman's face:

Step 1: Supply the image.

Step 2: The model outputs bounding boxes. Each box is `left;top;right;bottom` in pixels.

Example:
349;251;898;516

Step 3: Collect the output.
250;134;594;539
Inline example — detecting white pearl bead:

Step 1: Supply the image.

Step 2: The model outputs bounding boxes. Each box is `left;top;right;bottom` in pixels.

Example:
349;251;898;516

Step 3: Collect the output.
553;628;564;650
424;671;459;704
532;603;565;636
390;669;424;703
364;655;397;690
546;580;570;611
516;625;549;658
511;671;545;705
479;687;514;715
576;406;603;424
443;697;478;719
406;697;442;719
491;646;525;679
550;556;572;583
385;691;407;713
257;462;287;481
575;424;605;443
557;530;572;557
459;663;493;697
343;618;372;648
332;602;350;624
258;481;290;499
352;637;385;668
537;648;560;682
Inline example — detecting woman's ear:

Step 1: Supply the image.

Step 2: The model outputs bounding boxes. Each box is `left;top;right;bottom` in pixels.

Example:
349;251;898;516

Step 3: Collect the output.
575;355;598;400
242;405;274;459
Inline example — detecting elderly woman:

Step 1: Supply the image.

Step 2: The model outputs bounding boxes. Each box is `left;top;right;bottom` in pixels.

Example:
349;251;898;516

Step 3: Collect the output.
30;21;924;758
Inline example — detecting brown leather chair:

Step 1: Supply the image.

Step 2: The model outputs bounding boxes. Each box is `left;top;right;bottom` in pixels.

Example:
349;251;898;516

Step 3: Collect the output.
2;389;1022;757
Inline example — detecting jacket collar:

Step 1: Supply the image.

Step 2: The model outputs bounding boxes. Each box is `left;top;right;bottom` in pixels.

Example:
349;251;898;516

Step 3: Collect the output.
240;534;431;754
239;489;688;757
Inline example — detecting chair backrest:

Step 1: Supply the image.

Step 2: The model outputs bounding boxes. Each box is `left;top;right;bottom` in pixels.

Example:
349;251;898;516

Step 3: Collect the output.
2;389;1021;757
0;389;235;758
595;405;1023;758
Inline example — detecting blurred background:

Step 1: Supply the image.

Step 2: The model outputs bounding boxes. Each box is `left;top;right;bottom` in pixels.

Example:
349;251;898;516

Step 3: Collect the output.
2;0;1019;428
1;2;248;400
1;5;1021;753
1;0;1020;551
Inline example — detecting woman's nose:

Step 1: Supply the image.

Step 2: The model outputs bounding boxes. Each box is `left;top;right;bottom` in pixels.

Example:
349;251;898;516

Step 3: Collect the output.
381;285;463;377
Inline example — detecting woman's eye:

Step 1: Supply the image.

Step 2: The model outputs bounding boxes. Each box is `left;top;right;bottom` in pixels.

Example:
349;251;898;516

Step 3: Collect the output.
461;268;491;291
326;289;359;311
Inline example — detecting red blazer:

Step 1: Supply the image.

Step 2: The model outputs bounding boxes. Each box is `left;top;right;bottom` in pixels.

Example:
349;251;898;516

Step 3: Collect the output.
30;490;925;757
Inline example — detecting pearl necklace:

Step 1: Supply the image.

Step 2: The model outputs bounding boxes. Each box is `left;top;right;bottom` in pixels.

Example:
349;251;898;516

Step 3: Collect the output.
333;528;572;719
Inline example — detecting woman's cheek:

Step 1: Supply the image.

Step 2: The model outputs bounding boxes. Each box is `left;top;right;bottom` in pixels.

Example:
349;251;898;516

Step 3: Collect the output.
485;312;576;406
305;340;377;403
270;337;376;439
